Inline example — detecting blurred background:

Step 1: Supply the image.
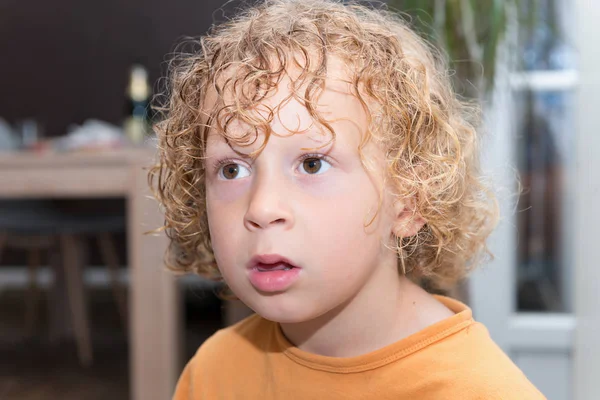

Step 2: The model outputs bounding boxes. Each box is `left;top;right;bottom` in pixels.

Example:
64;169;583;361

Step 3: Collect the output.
0;0;597;399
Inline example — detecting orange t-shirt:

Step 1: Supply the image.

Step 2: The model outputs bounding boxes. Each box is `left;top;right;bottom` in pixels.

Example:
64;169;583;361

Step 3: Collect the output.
173;296;545;399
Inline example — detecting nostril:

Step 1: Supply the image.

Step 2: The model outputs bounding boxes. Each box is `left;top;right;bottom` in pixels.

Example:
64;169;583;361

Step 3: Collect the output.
249;221;261;229
247;218;286;230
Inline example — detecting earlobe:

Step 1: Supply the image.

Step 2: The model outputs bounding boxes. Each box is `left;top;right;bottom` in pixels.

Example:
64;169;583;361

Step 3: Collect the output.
392;198;426;238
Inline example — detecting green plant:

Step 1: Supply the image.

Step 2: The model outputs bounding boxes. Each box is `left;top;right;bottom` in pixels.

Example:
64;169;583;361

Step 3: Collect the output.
387;0;518;99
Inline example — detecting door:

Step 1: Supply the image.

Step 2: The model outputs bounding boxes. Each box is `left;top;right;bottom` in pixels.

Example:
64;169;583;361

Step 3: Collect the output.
468;1;600;399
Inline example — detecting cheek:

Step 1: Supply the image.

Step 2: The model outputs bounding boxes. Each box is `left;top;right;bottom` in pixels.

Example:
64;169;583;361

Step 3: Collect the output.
205;184;246;263
306;175;383;257
206;212;240;284
207;178;250;203
205;177;251;233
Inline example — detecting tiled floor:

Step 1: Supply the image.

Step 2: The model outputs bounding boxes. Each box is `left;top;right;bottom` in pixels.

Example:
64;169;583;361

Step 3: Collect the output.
0;285;223;399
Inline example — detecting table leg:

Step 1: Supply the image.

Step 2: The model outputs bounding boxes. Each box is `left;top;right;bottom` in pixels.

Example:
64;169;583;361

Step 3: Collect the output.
128;160;183;400
48;246;73;342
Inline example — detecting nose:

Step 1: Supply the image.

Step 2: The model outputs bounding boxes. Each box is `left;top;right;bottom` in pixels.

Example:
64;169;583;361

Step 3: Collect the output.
244;172;294;231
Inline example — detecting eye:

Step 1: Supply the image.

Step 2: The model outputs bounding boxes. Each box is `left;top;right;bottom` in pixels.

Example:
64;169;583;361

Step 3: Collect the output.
299;155;332;175
218;162;251;180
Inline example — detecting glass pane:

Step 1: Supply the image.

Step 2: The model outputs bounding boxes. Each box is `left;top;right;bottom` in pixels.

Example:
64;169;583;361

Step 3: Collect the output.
518;0;576;71
515;89;575;313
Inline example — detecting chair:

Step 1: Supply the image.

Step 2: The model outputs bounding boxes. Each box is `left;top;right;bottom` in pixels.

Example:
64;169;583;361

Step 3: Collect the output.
0;199;127;366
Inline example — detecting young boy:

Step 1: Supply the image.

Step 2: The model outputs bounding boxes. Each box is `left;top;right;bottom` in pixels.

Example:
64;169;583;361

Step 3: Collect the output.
151;0;545;398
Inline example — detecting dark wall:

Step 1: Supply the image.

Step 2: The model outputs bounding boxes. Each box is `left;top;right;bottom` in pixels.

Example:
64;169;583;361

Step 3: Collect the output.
0;0;241;137
0;0;244;267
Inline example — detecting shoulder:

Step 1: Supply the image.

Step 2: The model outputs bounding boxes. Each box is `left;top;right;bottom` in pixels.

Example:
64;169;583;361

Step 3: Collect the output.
408;295;545;399
424;321;546;399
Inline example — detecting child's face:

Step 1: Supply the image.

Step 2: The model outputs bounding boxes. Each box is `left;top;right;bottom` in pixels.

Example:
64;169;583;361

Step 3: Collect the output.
205;62;408;323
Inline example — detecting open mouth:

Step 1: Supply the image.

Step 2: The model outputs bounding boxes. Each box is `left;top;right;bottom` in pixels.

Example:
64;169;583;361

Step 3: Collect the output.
247;254;301;292
248;254;299;271
256;262;295;272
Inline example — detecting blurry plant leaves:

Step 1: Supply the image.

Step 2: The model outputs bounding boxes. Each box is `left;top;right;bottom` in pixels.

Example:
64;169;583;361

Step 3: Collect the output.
387;0;538;100
482;0;505;91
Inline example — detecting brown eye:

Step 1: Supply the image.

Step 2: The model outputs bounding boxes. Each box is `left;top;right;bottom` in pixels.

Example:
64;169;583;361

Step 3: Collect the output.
222;164;239;179
302;158;322;174
219;163;250;180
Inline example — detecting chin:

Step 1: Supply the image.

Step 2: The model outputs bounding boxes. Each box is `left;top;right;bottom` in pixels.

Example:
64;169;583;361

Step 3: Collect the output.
246;296;321;324
260;312;310;324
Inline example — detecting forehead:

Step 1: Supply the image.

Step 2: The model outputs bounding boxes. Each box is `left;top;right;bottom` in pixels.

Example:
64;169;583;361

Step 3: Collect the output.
204;55;369;149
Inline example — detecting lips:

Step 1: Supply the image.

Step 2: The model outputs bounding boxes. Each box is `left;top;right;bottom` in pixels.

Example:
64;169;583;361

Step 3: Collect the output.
247;254;301;292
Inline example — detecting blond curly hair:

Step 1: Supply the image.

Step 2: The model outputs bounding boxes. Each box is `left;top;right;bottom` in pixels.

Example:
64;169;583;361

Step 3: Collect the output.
149;0;498;291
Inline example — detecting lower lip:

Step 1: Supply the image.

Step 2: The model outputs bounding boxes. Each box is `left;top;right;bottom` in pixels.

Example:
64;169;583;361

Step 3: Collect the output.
248;264;301;293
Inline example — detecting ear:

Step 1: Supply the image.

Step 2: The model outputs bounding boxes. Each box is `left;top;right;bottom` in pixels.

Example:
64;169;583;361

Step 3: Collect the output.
392;197;426;238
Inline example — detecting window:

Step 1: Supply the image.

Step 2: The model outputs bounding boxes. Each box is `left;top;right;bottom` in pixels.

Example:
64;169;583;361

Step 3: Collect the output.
512;0;577;313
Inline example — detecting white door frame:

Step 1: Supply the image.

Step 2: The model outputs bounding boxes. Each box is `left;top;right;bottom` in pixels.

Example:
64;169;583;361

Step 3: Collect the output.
573;1;600;399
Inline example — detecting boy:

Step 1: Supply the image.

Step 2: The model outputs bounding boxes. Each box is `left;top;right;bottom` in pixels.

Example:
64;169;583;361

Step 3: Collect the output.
151;0;545;398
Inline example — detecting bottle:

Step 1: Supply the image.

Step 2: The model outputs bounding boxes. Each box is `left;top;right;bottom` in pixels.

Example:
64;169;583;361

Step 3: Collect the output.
124;64;151;144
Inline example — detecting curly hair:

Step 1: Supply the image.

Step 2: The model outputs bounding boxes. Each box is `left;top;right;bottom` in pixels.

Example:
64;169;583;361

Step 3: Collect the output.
149;0;498;291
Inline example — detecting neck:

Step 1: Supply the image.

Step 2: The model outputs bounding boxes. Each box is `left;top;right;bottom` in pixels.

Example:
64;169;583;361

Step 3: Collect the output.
280;272;428;358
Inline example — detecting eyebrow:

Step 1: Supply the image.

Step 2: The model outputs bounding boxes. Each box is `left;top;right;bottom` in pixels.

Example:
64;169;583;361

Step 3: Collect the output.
206;124;337;160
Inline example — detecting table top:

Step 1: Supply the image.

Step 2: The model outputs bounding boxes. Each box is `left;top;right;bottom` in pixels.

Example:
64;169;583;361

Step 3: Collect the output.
0;147;159;198
0;147;157;168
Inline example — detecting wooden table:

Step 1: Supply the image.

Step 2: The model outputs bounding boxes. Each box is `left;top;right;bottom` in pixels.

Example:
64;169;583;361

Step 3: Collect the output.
0;148;182;400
